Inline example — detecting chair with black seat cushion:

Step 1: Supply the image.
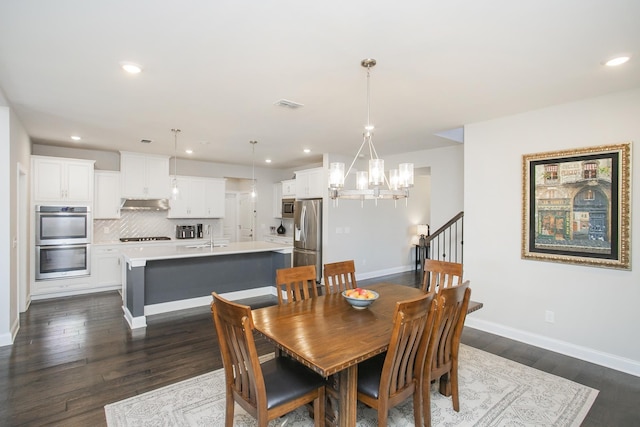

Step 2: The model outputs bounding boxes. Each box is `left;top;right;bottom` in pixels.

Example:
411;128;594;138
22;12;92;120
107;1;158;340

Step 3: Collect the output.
211;293;326;427
323;260;357;295
422;281;471;426
357;292;437;427
421;259;463;293
275;265;319;305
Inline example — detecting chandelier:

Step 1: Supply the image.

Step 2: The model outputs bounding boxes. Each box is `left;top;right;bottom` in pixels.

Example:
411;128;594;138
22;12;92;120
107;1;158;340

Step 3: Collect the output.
328;59;413;204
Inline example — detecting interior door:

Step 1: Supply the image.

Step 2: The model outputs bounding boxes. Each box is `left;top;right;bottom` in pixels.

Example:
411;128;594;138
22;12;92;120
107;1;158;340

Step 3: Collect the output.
224;193;238;242
238;192;255;242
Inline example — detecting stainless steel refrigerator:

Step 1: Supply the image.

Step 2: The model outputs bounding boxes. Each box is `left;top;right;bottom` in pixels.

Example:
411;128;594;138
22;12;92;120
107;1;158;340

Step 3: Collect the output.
293;199;322;283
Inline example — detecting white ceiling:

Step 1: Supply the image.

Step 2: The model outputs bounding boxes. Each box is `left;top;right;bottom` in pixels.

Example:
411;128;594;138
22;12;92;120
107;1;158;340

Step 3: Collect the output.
1;1;639;169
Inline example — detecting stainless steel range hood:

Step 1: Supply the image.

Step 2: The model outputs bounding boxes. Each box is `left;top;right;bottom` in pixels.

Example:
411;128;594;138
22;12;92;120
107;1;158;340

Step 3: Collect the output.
120;199;169;211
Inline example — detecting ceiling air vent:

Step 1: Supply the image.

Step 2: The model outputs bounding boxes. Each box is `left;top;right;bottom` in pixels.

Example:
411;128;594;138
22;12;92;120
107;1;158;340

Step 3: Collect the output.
274;99;304;109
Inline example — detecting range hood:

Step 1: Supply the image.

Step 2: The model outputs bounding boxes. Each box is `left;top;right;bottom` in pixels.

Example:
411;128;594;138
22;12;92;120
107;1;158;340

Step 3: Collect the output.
120;199;169;211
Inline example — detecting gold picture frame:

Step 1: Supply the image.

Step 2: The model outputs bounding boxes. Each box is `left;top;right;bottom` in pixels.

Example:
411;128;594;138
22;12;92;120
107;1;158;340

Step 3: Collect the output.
522;142;631;269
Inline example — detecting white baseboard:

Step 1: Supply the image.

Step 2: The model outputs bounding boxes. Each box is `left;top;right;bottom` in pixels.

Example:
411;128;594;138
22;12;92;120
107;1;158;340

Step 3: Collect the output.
0;332;13;347
358;264;414;281
123;306;147;329
465;317;640;378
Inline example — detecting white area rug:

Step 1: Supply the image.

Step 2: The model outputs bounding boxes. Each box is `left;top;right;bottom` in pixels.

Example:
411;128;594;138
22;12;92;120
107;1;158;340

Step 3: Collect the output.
105;345;598;426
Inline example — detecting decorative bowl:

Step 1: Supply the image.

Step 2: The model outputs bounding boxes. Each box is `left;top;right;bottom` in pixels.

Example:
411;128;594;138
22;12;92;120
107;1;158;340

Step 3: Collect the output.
342;289;379;310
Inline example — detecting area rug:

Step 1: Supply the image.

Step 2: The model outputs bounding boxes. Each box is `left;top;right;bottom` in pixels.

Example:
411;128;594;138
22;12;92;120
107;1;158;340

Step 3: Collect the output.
104;345;598;426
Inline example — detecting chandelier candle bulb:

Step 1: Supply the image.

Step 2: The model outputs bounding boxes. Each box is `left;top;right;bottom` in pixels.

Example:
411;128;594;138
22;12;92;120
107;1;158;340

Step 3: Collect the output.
356;171;369;190
329;162;345;188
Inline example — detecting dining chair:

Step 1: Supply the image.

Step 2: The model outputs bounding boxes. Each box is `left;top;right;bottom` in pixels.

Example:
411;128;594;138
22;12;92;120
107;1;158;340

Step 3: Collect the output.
323;260;357;294
356;292;437;427
275;265;319;305
422;280;471;426
210;293;326;427
421;259;463;293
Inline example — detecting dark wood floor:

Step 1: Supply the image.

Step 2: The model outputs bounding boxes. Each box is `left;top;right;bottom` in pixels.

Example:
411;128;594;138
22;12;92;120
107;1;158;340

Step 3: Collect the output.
1;271;638;426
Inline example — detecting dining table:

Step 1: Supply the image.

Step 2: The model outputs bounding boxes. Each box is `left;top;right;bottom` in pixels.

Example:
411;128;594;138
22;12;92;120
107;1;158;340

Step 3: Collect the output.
252;282;425;427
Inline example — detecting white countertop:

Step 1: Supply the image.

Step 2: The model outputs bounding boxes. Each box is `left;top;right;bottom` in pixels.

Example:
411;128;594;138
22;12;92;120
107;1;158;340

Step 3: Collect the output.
121;240;293;266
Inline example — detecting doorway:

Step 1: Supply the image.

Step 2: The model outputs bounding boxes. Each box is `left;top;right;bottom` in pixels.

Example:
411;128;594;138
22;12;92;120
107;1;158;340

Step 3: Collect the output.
223;191;255;242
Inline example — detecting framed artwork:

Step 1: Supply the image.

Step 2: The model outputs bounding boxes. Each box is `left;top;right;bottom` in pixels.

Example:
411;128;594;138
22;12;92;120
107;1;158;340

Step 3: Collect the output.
522;142;631;269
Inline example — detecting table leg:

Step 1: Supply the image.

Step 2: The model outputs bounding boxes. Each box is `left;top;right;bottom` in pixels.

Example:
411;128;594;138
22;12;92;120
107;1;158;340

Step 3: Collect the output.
336;365;358;427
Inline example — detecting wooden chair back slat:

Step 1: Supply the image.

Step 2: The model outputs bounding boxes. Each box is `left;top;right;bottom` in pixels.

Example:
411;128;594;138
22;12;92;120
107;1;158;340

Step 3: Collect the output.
275;265;318;304
323;260;357;294
421;259;463;293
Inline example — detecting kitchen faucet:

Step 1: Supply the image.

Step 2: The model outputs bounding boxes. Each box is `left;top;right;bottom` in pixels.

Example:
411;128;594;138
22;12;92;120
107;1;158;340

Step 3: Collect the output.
208;224;214;249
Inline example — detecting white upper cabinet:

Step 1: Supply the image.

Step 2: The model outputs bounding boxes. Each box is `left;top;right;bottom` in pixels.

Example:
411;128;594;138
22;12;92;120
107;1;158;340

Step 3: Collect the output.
168;176;225;218
282;179;296;198
120;152;170;199
295;167;326;199
204;178;225;218
32;156;95;203
94;171;121;219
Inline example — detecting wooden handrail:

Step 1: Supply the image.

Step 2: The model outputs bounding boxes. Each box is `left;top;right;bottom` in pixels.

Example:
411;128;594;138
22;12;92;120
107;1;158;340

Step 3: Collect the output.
424;211;464;246
422;211;464;264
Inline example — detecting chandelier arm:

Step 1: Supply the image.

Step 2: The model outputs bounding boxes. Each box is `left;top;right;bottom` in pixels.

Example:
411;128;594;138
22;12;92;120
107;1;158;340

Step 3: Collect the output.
344;135;369;178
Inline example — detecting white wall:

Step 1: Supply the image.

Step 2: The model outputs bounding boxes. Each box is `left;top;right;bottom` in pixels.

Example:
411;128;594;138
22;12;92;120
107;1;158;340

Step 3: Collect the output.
0;106;10;346
464;88;640;376
0;91;31;346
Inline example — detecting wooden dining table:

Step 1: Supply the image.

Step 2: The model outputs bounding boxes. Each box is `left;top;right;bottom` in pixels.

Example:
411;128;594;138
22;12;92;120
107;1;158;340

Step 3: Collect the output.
252;282;425;427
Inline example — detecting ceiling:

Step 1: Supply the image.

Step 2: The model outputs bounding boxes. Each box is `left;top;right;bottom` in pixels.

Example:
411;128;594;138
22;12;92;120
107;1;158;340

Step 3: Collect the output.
1;1;639;169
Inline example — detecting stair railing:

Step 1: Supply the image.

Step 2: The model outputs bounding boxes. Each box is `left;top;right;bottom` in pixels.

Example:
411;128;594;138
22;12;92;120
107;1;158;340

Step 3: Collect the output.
423;211;464;266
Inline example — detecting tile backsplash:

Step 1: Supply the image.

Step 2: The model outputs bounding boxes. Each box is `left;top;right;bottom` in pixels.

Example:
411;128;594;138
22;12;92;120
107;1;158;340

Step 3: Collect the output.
94;211;222;243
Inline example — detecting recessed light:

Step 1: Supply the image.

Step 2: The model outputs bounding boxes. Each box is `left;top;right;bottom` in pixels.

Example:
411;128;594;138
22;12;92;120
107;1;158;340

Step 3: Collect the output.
120;62;143;74
303;148;311;154
265;159;272;163
71;135;81;141
185;149;193;154
603;56;630;67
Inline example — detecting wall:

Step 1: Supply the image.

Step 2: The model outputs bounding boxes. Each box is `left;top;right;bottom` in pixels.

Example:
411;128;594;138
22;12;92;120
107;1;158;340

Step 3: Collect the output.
464;88;640;376
0;89;31;346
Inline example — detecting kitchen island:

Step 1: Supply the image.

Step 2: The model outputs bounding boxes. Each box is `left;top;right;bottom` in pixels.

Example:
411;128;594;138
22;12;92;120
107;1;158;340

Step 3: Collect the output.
120;241;292;329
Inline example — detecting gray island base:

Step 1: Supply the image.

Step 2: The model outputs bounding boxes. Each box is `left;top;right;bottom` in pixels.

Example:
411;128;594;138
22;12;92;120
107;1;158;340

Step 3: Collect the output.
121;241;292;329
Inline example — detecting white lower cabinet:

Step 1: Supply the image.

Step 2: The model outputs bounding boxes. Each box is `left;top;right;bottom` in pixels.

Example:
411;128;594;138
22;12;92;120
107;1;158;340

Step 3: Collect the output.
93;245;122;288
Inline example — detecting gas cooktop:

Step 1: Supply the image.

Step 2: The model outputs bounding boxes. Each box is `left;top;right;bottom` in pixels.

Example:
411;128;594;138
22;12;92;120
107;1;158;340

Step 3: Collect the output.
119;236;172;242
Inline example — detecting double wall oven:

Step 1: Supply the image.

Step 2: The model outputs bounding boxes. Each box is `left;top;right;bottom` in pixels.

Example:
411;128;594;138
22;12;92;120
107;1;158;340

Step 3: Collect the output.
35;205;91;280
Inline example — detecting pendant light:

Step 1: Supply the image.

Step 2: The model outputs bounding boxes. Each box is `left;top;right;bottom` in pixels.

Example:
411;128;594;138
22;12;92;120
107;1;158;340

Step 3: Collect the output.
250;140;257;198
328;59;414;206
171;128;181;200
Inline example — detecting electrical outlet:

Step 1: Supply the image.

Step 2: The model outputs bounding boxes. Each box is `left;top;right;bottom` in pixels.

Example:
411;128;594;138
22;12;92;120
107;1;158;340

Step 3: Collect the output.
104;226;110;234
545;310;555;323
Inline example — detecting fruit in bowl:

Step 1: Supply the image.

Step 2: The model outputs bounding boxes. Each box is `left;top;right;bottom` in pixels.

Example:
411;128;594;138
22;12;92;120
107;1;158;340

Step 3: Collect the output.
342;288;379;309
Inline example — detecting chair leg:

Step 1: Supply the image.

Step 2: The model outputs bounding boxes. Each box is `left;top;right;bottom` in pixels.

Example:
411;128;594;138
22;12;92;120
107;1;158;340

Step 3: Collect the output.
438;372;452;397
313;386;326;427
225;393;235;427
412;387;423;427
451;364;460;412
422;377;432;427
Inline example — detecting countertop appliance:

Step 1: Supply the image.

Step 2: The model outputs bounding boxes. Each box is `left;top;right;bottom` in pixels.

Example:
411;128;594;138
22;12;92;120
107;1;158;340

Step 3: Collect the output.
282;198;295;219
293;199;322;283
176;225;196;239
